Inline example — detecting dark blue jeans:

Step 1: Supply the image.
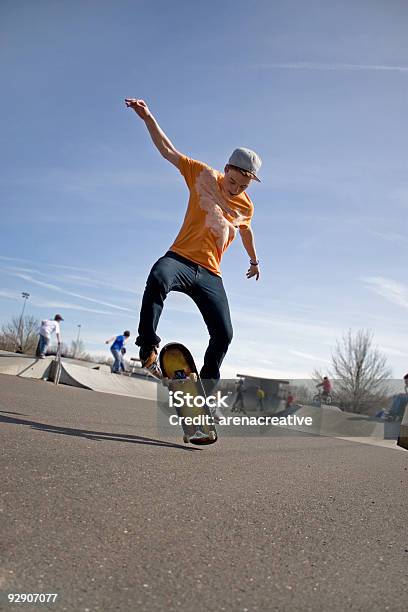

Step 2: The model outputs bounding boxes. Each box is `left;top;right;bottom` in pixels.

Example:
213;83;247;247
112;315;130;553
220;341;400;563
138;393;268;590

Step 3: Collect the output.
136;251;233;381
36;334;50;357
111;348;124;373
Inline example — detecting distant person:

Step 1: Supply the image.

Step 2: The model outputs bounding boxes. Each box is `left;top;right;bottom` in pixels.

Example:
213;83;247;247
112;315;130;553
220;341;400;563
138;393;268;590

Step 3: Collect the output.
386;373;408;421
316;376;332;398
231;379;247;414
256;386;265;411
36;314;63;359
105;331;130;374
285;392;294;410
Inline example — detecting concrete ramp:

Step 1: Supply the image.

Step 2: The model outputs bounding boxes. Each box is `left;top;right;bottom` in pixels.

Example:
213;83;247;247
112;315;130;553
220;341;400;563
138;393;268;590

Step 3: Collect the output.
0;354;53;379
57;360;158;401
281;403;387;438
0;352;158;401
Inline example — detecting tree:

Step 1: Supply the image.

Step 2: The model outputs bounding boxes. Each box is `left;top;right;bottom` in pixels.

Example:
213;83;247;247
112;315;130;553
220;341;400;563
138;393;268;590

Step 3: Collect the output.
0;315;40;354
67;339;91;361
47;339;92;361
290;384;313;405
311;368;326;386
69;339;85;359
331;329;391;413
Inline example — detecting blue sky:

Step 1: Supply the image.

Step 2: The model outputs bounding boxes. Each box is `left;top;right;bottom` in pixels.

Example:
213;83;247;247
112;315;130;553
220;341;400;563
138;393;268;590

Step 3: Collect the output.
1;0;407;378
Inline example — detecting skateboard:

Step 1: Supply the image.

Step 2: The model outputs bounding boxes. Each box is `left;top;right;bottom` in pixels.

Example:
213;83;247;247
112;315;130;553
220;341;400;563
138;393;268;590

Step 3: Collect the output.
159;342;218;445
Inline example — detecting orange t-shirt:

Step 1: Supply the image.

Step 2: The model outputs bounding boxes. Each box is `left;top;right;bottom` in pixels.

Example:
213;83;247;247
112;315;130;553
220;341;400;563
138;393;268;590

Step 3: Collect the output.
169;156;254;276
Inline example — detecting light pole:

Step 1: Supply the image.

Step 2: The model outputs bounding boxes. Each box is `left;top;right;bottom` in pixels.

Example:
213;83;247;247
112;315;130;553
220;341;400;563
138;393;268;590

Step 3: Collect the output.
75;324;82;357
16;292;30;352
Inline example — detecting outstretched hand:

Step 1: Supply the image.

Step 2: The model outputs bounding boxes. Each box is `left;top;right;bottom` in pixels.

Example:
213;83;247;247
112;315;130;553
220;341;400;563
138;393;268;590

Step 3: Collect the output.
246;264;260;281
125;98;151;120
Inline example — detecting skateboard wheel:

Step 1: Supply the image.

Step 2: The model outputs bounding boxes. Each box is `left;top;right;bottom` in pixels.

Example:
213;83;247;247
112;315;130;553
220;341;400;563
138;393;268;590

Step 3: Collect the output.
189;373;198;382
209;431;217;441
183;435;189;444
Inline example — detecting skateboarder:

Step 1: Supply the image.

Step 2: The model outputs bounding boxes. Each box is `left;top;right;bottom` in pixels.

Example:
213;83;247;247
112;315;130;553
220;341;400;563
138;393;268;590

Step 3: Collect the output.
125;98;261;385
105;331;130;373
231;378;247;414
36;314;63;358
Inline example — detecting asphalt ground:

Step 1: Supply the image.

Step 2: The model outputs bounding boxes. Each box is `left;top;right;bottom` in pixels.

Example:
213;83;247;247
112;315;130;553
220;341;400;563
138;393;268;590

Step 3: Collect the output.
1;374;407;612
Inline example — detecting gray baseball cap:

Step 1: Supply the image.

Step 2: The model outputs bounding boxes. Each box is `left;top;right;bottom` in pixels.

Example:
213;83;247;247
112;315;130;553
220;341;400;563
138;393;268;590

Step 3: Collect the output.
228;147;262;182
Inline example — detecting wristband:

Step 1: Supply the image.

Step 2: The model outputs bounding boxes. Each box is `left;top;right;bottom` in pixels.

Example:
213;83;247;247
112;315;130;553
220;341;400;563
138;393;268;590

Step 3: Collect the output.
250;259;259;266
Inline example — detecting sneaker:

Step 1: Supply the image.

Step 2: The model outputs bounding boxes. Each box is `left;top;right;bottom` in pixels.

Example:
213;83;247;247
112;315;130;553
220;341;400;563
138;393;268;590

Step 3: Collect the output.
139;346;162;380
147;362;162;380
189;430;211;442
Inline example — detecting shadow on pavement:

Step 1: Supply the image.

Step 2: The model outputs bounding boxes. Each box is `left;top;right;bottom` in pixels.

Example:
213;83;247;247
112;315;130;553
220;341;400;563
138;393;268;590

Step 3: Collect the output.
0;412;199;452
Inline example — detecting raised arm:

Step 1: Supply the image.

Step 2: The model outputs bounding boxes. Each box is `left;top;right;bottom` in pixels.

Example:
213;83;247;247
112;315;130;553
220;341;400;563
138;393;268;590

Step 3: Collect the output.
125;98;182;168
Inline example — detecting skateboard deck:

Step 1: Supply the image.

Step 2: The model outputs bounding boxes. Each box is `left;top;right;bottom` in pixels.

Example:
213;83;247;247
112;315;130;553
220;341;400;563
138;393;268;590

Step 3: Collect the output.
159;343;218;445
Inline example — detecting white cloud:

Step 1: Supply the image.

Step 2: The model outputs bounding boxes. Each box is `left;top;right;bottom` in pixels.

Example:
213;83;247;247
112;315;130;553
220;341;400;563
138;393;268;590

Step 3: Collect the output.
29;300;115;315
0;290;115;315
1;262;143;298
0;167;179;191
363;276;408;310
3;271;134;313
232;308;340;341
48;263;94;273
198;62;408;75
0;290;18;301
289;350;330;363
381;346;408;358
51;273;142;297
254;62;408;73
368;231;408;246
